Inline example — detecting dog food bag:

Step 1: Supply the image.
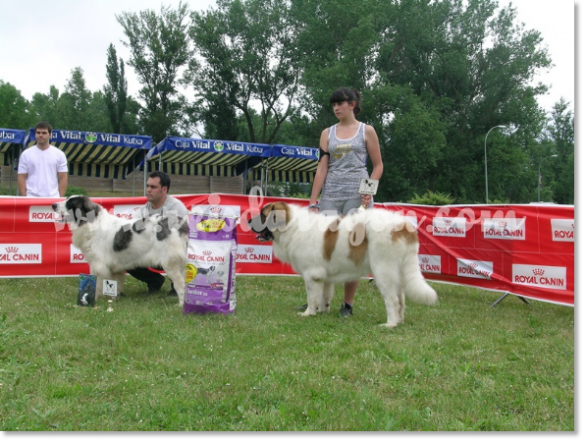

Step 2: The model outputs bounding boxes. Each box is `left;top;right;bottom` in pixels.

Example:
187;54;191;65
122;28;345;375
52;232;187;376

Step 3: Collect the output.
78;273;96;307
184;213;238;315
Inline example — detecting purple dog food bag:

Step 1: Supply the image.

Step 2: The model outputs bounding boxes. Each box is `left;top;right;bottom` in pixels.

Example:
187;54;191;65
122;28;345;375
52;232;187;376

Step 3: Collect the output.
184;213;238;315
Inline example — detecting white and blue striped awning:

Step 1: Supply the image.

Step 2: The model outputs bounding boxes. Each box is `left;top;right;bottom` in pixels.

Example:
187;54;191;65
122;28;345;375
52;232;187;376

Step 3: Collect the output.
0;128;25;166
248;144;319;184
141;137;272;177
23;128;152;179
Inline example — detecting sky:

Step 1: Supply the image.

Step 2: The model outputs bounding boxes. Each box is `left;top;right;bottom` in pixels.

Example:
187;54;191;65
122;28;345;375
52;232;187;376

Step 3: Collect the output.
0;0;576;115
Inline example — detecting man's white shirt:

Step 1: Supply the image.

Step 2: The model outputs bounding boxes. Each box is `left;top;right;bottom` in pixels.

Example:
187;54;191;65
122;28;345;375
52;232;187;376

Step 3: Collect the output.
18;145;68;197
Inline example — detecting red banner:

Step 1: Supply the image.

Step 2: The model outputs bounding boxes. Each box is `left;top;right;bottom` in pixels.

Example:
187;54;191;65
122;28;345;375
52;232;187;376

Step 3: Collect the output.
0;195;574;306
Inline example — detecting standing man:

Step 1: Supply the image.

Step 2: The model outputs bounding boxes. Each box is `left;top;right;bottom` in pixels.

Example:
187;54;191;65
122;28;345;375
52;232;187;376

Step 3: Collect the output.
129;171;189;296
18;121;68;197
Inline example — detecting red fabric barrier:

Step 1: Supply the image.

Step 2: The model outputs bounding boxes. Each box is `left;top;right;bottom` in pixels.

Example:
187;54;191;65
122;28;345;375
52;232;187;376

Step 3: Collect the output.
0;195;574;306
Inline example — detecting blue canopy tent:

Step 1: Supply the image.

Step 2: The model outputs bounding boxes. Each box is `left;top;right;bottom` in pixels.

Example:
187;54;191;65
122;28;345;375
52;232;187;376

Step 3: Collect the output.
0;128;25;165
247;144;319;193
22;128;152;194
140;136;272;193
0;128;25;194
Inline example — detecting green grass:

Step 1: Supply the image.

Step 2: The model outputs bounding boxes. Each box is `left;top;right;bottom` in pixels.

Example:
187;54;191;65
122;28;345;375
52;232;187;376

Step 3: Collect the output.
0;276;574;431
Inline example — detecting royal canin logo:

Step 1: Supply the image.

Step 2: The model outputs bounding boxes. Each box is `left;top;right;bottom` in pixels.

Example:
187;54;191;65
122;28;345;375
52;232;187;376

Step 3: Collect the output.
550;219;574;242
203;250;212;256
457;259;492;279
512;264;566;290
245;247;254;253
444;220;452;225
210;207;222;214
422;257;429;263
498;221;507;228
0;244;42;264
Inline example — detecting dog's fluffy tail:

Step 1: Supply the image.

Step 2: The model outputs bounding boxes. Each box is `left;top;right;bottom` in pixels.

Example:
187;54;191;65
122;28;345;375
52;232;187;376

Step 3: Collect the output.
402;251;438;305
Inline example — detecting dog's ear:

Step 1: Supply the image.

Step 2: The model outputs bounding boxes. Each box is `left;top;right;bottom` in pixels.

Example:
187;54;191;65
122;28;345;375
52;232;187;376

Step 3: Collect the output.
266;202;290;230
65;196;101;225
82;196;101;216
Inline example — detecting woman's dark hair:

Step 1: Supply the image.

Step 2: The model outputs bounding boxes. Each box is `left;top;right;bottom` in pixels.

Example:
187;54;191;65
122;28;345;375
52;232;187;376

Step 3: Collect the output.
329;88;362;116
149;170;171;191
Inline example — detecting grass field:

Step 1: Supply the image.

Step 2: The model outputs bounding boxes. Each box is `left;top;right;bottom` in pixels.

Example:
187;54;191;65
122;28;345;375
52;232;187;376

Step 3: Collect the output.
0;274;573;431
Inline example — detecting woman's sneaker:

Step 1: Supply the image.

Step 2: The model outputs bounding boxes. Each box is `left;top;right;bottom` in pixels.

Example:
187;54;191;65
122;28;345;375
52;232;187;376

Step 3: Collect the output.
339;303;353;317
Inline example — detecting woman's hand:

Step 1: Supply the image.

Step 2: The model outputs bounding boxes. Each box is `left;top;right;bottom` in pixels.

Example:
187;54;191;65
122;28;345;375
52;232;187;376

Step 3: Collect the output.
361;194;372;208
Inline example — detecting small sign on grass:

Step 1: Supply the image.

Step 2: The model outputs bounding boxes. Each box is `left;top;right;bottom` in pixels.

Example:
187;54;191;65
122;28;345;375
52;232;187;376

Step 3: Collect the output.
103;279;118;298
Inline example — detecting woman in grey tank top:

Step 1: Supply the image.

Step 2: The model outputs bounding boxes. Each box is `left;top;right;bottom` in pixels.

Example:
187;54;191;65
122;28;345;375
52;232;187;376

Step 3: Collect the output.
308;88;384;317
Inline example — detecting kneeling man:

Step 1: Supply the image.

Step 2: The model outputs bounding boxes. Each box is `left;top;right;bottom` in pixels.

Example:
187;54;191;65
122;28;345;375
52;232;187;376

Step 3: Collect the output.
128;171;188;296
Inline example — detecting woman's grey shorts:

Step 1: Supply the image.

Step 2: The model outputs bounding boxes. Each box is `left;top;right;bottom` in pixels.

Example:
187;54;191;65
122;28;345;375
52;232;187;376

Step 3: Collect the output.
319;197;374;216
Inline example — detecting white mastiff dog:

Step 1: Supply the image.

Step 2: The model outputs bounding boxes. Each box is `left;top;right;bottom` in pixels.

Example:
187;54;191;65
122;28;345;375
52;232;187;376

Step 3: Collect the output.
53;195;188;305
248;202;437;327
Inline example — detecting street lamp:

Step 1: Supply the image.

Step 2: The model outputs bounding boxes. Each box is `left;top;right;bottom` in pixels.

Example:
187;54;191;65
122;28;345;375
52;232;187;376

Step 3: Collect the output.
484;125;506;204
538;155;558;202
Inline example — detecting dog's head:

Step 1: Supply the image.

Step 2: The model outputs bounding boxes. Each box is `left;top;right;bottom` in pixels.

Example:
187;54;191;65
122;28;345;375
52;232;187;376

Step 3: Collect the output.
52;195;102;228
247;202;291;242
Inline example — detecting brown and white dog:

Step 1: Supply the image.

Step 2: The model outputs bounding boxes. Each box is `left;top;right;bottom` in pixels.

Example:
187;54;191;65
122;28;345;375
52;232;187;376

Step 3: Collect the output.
248;202;437;327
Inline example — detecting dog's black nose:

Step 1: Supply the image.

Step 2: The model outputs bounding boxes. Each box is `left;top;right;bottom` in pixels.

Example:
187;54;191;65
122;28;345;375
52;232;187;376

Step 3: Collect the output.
51;203;58;211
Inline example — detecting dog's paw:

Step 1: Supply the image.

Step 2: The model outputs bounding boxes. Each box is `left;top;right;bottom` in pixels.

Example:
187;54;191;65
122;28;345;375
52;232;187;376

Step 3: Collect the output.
299;310;317;317
379;322;399;328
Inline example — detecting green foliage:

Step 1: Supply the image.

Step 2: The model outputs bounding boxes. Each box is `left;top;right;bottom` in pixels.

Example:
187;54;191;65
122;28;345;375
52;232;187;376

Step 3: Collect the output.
370;84;447;202
271;113;320;149
29;69;113;132
103;44;129;134
284;0;565;203
288;192;310;200
187;0;300;144
0;276;574;430
29;86;61;128
0;81;35;129
263;181;311;198
546;99;574;204
65;186;88;197
117;2;193;142
408;190;455;206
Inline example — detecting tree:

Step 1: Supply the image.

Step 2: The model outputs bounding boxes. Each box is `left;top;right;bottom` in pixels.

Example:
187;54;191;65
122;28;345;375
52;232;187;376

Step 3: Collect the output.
30;86;61;127
103;44;128;134
372;84;447;202
88;90;121;133
372;0;552;202
30;68;113;132
546;99;574;204
289;0;390;129
0;81;35;129
187;0;301;143
117;2;193;142
60;67;93;129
